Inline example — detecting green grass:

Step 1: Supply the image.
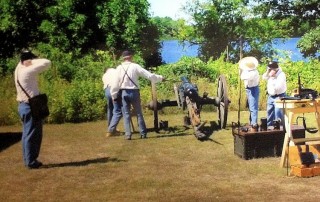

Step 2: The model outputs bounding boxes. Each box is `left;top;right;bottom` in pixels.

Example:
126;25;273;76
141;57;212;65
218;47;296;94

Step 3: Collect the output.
0;111;320;201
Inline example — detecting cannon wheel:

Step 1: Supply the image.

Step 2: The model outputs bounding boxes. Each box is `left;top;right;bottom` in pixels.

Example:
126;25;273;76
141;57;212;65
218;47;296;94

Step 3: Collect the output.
217;75;229;129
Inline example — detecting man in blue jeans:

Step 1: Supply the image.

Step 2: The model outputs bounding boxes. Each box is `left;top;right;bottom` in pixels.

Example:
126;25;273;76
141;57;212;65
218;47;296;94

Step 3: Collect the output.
262;61;287;127
14;50;51;169
239;57;260;131
102;68;122;137
110;50;165;140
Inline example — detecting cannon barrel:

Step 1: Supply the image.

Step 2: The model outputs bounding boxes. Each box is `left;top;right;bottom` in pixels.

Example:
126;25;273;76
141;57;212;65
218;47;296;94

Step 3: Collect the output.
146;100;178;110
147;97;220;111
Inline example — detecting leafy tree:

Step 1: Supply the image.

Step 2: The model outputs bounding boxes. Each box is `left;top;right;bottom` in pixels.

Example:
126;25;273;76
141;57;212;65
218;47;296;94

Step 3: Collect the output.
0;0;162;72
183;0;318;62
151;16;180;40
253;0;320;58
298;26;320;58
0;0;52;58
39;0;105;53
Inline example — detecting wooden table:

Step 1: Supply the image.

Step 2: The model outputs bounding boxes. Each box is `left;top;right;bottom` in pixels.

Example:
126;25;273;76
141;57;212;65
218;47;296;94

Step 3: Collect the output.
275;98;320;167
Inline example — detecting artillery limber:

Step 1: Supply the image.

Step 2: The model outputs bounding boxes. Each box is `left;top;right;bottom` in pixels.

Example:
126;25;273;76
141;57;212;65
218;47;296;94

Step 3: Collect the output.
147;75;230;140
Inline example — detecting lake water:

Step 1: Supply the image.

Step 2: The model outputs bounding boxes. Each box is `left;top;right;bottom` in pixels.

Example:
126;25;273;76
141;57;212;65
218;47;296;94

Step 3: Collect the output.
161;38;308;64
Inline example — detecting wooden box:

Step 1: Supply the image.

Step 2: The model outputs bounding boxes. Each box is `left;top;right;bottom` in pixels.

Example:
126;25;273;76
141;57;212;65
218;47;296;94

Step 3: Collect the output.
232;125;305;160
290;163;320;177
290;164;313;177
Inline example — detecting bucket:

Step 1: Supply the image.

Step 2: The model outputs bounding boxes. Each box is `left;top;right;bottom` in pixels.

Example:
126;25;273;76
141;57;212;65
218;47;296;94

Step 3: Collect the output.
159;120;168;129
260;117;267;131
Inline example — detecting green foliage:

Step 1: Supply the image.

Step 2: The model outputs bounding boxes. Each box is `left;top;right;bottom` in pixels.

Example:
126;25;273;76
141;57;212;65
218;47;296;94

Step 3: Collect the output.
181;0;319;62
1;56;320;125
297;26;320;58
0;0;161;67
41;77;105;123
0;1;52;58
0;75;20;125
253;0;320;58
63;79;105;123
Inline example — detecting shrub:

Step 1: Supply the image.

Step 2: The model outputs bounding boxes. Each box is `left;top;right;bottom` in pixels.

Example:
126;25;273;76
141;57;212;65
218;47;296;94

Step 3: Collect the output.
1;53;319;125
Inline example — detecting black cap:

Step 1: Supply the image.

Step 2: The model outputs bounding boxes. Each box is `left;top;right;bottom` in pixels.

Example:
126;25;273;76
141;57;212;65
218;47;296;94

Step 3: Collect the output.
267;61;279;69
20;50;37;62
121;50;133;59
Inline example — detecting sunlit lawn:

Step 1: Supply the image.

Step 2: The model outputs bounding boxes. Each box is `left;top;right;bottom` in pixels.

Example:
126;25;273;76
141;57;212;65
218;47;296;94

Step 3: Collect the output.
0;110;319;201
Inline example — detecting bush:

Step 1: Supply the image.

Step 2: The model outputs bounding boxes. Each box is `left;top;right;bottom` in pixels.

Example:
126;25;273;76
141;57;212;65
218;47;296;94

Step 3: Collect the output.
1;53;319;125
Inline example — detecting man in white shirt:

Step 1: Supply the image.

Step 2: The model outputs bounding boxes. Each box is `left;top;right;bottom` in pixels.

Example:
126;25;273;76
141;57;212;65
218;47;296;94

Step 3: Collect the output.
262;61;287;127
102;68;122;137
239;56;260;130
14;50;51;169
110;50;165;140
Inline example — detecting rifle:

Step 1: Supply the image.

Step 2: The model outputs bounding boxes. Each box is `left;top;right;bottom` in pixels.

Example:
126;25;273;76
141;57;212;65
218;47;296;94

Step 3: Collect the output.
293;73;318;99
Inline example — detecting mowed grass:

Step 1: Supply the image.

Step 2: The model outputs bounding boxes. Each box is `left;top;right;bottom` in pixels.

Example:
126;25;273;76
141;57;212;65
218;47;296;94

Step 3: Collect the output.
1;110;320;201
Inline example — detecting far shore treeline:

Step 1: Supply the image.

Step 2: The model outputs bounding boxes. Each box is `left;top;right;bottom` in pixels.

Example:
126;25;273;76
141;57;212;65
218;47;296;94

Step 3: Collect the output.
0;0;319;125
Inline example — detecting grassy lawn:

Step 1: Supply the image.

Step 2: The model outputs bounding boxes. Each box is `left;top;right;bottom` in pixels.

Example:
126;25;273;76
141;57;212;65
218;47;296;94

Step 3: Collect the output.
1;110;320;201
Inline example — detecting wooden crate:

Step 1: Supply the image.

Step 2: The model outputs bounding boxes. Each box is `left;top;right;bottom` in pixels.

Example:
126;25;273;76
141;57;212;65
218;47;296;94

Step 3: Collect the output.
290;163;320;177
290;164;313;177
232;125;305;160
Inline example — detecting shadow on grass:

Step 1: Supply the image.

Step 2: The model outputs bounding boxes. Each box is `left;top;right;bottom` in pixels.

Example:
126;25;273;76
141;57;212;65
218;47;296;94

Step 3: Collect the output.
42;157;126;169
0;132;22;152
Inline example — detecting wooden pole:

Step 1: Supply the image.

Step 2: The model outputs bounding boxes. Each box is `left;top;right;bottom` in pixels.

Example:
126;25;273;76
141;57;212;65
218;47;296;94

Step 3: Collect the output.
238;35;243;127
151;82;158;130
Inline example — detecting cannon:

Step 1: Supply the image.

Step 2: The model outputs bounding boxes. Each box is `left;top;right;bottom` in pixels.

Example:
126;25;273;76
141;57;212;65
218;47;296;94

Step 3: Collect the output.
147;75;230;140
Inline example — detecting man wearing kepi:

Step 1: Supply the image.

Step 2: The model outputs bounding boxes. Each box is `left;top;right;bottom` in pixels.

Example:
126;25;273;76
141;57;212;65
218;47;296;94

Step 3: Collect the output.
14;50;51;169
239;56;260;130
110;50;165;140
262;61;287;127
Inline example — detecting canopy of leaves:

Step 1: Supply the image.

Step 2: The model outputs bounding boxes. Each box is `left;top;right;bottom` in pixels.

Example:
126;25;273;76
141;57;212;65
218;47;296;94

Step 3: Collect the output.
182;0;319;61
0;0;162;70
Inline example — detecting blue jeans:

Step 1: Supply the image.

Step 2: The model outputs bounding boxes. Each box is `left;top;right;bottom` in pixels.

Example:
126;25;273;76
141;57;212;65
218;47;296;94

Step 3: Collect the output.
105;87;122;132
18;102;43;167
104;87;113;127
246;86;259;125
121;89;147;138
267;93;285;126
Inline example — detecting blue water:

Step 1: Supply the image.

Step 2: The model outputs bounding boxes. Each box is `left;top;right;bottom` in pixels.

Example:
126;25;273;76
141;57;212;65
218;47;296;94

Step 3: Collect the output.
161;40;199;64
161;38;309;64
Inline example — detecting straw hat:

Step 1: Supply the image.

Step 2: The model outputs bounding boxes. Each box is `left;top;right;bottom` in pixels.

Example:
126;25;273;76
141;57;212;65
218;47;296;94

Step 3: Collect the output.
239;56;259;70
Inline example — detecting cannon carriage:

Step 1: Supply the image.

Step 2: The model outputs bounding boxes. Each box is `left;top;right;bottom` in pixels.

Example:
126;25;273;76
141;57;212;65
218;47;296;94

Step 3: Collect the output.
147;75;230;140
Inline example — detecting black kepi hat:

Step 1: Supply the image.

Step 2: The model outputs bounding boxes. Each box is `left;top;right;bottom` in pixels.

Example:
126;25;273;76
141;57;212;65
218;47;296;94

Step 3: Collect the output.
267;61;279;69
20;50;37;62
121;50;133;59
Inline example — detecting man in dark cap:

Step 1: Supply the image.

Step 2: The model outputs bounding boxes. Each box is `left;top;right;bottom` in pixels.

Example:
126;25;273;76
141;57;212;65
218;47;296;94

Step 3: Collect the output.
14;50;51;169
262;61;287;127
110;50;165;140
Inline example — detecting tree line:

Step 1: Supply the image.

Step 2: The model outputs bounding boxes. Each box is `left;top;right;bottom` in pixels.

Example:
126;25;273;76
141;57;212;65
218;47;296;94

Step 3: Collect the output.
0;0;162;75
1;0;319;73
0;0;319;125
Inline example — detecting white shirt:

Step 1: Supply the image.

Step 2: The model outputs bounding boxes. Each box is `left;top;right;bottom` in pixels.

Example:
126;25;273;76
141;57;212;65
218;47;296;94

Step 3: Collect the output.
240;69;260;88
102;68;117;90
262;68;287;96
110;61;163;100
14;59;51;102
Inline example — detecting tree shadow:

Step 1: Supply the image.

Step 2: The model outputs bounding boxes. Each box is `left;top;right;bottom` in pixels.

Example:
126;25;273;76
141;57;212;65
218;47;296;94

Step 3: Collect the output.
0;132;22;152
42;157;126;169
